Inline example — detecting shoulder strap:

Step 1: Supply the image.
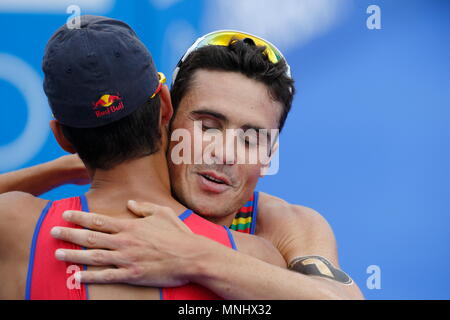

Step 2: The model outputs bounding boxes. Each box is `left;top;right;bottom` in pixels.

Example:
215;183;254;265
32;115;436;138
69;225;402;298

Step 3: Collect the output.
26;196;89;300
182;210;237;248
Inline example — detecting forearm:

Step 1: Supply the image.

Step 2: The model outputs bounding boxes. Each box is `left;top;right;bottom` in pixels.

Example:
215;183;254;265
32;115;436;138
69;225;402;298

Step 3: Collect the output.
52;202;363;299
186;235;362;300
0;156;86;196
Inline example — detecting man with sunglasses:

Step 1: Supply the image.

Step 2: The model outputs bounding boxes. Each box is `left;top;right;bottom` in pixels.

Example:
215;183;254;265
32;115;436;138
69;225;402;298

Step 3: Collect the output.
0;28;363;299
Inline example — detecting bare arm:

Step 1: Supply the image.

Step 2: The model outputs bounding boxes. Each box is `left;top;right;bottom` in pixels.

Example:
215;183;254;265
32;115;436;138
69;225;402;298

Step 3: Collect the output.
228;230;287;269
51;200;362;299
185;238;360;299
184;198;364;299
0;154;89;196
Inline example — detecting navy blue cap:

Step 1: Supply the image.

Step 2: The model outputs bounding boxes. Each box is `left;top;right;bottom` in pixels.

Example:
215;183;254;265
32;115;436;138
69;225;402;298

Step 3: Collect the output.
43;15;159;128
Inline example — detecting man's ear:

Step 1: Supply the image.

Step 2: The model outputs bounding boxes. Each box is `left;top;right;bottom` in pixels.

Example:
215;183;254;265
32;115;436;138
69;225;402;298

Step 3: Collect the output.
50;120;76;154
159;85;174;126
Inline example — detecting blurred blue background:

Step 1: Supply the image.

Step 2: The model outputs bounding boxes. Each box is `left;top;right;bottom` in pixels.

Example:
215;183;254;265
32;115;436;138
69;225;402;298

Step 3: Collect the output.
0;0;449;299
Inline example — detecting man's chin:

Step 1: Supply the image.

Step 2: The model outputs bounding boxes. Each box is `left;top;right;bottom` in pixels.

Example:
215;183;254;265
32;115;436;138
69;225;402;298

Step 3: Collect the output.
188;195;232;218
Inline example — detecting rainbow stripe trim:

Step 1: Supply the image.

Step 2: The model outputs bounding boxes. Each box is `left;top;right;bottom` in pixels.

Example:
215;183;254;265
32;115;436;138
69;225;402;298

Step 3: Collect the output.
229;191;259;234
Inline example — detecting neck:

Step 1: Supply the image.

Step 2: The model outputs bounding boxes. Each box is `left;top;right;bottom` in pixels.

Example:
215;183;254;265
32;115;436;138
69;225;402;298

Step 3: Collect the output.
85;151;185;214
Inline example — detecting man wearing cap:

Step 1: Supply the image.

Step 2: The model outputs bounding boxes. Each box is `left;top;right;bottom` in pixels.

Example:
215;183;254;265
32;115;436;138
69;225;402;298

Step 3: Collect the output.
0;15;286;300
0;23;363;299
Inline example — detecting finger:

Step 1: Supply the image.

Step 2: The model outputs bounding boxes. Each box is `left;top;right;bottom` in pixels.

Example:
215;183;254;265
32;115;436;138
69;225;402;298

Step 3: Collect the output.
62;210;122;233
51;226;119;249
127;200;170;217
55;248;122;266
76;268;131;284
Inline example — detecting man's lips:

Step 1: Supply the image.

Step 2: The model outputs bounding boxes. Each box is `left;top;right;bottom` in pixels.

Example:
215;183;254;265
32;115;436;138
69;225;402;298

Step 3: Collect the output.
197;171;231;186
196;171;232;194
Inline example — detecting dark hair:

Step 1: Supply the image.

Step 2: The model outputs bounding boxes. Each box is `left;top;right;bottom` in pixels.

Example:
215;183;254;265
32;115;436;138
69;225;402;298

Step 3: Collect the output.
61;97;161;170
171;39;295;131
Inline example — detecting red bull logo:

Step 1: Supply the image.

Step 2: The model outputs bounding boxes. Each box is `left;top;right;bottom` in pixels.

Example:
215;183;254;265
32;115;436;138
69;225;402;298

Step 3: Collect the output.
92;93;124;118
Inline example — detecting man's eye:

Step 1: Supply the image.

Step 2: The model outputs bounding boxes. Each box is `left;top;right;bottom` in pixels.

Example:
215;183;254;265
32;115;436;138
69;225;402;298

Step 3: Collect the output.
200;121;219;131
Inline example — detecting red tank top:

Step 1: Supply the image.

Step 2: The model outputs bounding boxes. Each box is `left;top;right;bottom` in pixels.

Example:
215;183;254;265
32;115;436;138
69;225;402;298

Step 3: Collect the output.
25;195;236;300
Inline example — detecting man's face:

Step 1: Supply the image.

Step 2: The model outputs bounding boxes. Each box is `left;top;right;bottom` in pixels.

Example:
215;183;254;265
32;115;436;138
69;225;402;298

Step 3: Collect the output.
168;70;282;223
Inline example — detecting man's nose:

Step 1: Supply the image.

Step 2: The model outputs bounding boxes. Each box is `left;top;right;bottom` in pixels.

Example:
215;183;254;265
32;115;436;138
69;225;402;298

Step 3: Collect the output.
204;131;238;166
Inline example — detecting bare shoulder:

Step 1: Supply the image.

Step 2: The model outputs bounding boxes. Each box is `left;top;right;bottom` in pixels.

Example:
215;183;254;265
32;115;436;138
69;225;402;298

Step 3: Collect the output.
256;192;364;298
0;190;47;213
0;191;48;240
257;192;334;239
256;192;337;264
0;192;48;299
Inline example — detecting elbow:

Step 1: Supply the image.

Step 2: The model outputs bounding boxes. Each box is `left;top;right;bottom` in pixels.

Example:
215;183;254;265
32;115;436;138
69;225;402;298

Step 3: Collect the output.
314;282;365;300
315;288;347;300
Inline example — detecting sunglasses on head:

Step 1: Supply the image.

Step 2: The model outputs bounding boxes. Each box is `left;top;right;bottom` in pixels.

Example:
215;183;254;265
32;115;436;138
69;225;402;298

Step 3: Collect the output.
172;30;291;85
